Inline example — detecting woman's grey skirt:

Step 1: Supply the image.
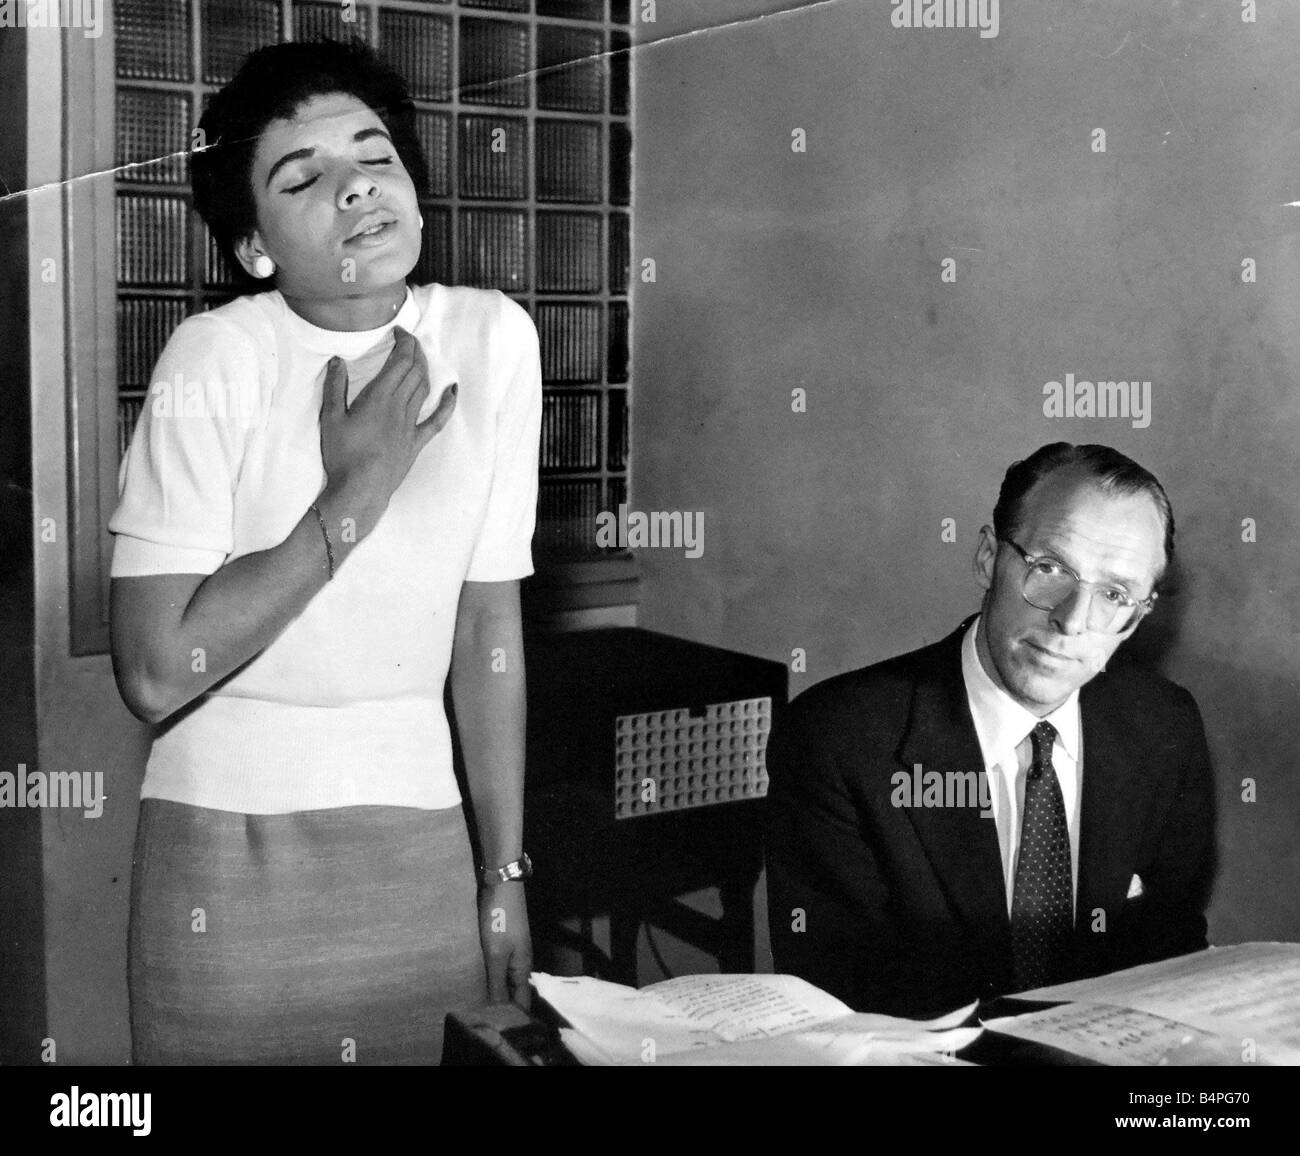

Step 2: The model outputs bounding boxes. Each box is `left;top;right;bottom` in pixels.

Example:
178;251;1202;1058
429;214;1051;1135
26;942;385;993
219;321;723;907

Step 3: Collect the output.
128;798;487;1065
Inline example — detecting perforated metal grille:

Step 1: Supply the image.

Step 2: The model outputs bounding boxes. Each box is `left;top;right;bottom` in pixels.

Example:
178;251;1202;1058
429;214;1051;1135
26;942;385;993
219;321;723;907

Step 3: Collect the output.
615;699;773;820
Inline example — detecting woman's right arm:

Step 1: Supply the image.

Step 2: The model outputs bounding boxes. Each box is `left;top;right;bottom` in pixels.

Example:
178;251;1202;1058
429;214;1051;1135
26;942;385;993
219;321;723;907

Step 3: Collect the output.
110;329;456;725
112;481;363;724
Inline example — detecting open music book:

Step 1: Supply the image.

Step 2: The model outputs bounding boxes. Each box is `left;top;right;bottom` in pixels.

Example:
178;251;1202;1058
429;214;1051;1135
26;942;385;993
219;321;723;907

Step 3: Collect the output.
533;943;1299;1066
530;971;981;1065
984;941;1300;1065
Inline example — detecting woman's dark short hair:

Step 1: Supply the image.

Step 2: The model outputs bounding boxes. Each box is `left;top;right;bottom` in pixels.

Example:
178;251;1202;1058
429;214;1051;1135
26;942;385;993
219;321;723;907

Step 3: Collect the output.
993;443;1175;578
192;39;426;285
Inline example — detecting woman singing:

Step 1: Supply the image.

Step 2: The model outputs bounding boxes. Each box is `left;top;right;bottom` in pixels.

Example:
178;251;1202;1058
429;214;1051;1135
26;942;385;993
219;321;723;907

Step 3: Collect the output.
109;39;539;1064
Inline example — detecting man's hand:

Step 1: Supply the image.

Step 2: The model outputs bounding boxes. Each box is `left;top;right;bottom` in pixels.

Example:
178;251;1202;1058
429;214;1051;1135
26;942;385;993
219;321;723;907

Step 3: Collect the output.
478;882;533;1010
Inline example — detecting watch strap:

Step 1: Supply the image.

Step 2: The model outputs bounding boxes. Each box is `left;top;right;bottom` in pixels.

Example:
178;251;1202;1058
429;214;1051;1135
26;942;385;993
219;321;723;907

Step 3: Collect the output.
480;852;532;885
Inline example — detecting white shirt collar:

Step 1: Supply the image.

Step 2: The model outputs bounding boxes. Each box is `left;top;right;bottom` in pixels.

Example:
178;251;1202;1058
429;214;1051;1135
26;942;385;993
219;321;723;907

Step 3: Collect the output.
273;288;420;359
960;616;1080;772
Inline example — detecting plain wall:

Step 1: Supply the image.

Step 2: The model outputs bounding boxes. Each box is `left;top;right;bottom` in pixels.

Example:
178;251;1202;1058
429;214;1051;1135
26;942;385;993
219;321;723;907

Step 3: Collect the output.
631;0;1300;948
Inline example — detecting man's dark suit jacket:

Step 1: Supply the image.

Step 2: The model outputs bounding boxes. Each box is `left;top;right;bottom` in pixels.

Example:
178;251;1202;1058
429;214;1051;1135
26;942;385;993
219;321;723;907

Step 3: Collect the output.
764;618;1216;1018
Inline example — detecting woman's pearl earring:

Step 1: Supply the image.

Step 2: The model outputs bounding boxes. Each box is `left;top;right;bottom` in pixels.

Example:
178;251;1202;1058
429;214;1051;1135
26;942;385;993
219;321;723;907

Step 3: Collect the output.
418;216;424;231
252;255;276;279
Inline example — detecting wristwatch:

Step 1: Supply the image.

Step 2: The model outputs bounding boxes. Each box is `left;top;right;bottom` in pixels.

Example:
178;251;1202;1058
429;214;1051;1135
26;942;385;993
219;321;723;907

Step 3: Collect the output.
479;852;533;886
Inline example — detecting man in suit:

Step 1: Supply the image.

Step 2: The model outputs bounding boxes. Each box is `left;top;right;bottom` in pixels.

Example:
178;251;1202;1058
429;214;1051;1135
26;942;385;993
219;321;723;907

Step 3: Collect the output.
764;443;1216;1017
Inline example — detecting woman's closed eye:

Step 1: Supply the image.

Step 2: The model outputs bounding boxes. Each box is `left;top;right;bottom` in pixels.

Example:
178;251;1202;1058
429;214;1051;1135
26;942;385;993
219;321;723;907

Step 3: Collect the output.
281;157;396;194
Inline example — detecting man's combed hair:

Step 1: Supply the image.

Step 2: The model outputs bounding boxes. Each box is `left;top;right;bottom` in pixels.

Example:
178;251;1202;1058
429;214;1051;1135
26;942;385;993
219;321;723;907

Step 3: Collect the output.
993;443;1176;576
192;38;426;286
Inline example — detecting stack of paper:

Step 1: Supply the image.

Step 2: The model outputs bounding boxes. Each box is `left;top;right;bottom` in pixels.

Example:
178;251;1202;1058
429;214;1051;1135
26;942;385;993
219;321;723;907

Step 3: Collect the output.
985;942;1300;1065
531;972;982;1066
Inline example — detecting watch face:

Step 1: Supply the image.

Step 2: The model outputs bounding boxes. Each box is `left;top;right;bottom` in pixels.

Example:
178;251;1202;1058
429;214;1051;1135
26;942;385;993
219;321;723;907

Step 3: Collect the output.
483;855;531;884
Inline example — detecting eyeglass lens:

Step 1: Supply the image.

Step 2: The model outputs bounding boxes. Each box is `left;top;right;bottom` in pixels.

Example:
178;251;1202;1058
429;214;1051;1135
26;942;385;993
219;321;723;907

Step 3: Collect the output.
1022;569;1136;632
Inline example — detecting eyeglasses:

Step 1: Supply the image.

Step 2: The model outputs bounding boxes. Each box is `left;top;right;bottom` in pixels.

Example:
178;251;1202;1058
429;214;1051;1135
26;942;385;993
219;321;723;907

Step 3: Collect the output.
1000;537;1157;634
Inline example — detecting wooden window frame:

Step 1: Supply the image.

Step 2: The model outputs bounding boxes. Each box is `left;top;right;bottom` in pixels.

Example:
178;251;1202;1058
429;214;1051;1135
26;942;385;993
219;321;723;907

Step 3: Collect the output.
66;25;119;656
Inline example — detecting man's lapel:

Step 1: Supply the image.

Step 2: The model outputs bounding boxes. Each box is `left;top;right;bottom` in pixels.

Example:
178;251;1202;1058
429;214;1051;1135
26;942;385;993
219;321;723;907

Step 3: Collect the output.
895;622;1010;946
1076;674;1150;939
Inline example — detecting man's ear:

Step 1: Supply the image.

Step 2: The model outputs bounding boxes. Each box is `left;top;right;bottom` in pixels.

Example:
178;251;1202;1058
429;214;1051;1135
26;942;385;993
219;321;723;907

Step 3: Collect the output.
973;524;998;592
233;232;270;279
1118;568;1164;642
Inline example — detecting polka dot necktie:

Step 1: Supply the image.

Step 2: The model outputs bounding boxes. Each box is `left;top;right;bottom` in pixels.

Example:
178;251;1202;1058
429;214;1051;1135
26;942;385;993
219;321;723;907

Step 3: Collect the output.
1010;721;1073;991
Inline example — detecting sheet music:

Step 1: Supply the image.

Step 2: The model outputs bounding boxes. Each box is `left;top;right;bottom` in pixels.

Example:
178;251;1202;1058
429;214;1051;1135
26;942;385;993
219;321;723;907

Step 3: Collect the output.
534;974;737;1060
648;973;856;1041
630;1023;982;1066
1020;942;1300;1062
984;1003;1246;1066
533;972;981;1065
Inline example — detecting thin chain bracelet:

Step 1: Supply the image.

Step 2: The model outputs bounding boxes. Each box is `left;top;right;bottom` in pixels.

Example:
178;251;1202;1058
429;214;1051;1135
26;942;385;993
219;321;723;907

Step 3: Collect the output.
309;502;336;580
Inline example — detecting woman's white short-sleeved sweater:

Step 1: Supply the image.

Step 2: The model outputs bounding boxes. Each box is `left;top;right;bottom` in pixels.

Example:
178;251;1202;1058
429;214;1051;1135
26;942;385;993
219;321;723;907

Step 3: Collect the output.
108;284;542;815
